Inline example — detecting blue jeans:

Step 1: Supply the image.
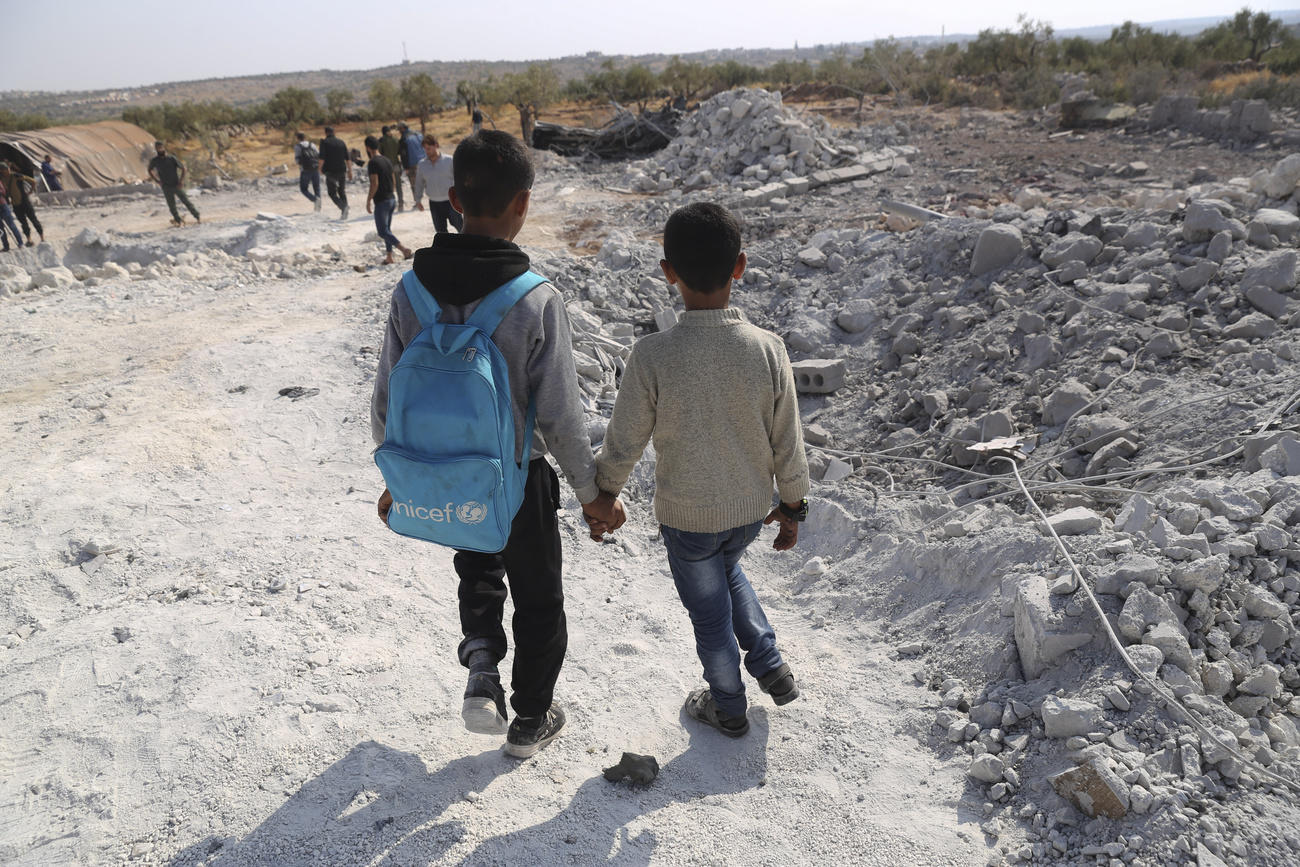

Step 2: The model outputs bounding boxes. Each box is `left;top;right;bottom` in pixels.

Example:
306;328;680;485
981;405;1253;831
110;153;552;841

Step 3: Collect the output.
373;196;399;252
299;169;320;202
660;521;783;717
0;204;22;249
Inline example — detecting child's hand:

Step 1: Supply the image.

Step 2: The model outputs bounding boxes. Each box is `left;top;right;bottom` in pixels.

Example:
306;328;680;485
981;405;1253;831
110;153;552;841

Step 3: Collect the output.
377;488;393;526
763;509;799;551
582;492;626;541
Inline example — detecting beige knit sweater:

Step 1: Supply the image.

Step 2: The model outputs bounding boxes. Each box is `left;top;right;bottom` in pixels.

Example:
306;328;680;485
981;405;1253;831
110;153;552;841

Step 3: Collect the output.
596;307;810;533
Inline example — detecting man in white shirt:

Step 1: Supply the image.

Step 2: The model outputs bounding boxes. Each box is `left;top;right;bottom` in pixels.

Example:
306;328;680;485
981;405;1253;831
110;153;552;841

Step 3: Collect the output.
412;134;463;234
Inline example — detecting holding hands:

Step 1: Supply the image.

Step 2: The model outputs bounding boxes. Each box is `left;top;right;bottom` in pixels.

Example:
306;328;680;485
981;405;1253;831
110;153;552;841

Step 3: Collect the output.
582;491;626;541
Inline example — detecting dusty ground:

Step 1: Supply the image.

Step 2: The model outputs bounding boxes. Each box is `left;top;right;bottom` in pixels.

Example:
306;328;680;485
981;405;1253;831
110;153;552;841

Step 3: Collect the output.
2;97;1296;866
0;134;985;866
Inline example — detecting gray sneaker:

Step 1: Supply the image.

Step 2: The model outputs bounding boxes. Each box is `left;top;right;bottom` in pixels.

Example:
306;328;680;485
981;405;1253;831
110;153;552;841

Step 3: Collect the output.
340;205;349;221
758;663;799;706
314;197;321;212
461;671;508;735
685;688;749;737
505;707;566;758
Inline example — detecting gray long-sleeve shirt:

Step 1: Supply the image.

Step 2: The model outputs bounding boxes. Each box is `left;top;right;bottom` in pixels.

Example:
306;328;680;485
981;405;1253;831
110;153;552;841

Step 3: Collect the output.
371;276;600;504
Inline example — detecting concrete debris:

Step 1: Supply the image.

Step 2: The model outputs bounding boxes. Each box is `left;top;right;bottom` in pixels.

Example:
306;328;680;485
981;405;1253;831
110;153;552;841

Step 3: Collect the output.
1049;758;1130;819
15;84;1300;867
1040;696;1103;739
791;359;845;394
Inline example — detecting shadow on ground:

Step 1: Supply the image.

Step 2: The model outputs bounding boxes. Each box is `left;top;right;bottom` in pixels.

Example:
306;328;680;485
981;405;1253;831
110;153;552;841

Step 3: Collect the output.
169;709;770;866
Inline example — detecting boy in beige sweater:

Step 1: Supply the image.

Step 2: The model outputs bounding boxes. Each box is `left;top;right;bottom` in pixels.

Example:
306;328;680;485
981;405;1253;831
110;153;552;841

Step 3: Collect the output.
590;202;810;737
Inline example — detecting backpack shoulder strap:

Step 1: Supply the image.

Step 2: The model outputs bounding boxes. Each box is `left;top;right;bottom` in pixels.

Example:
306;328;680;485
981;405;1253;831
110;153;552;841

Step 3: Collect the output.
401;269;441;328
466;271;548;335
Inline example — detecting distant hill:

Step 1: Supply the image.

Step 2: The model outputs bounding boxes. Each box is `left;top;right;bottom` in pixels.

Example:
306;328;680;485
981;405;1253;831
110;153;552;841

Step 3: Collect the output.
5;10;1300;125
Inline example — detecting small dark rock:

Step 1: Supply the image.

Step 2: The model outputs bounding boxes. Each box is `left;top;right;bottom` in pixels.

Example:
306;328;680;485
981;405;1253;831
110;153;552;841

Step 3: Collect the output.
602;752;660;785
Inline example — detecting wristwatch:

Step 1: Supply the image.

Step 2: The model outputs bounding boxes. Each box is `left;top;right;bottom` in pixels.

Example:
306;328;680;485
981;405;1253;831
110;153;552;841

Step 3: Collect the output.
778;498;809;522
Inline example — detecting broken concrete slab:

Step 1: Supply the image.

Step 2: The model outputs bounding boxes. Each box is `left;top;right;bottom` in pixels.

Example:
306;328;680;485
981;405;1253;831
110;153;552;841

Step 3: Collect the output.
1050;758;1130;819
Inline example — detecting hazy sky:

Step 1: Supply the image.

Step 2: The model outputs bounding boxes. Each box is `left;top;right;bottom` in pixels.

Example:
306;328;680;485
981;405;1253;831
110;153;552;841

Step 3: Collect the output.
2;0;1294;93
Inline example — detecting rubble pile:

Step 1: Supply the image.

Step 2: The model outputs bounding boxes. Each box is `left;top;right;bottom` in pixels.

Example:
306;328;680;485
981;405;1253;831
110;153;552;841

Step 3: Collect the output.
8;95;1300;866
624;88;914;196
537;147;1300;864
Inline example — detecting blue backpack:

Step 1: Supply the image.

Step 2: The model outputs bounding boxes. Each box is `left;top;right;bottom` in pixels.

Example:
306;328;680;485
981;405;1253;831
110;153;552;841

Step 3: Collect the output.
375;269;546;553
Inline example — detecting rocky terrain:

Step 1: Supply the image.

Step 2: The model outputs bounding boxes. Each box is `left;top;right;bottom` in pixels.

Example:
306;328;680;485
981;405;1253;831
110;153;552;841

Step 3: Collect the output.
3;88;1300;866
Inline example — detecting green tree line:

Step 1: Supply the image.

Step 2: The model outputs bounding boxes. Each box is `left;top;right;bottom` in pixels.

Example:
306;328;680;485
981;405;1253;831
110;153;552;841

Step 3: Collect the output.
95;6;1300;142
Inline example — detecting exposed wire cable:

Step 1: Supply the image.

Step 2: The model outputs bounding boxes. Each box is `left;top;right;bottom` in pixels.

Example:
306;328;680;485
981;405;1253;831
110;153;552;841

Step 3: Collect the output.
992;454;1300;800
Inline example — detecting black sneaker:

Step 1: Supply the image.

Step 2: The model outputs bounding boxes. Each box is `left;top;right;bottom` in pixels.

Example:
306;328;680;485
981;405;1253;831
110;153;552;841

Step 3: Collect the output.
505;707;566;758
461;671;508;735
758;663;799;706
684;688;749;738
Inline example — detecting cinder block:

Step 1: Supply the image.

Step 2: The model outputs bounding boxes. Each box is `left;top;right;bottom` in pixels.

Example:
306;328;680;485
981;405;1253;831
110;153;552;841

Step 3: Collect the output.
791;359;845;393
785;176;810;195
740;182;787;205
809;170;835;187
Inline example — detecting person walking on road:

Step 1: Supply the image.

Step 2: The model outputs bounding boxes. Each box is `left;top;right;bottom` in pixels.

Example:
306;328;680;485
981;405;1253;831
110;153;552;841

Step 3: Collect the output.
377;126;405;211
413;134;462;234
397;123;422;209
148;142;200;227
363;135;411;265
293;132;322;212
318;127;352;221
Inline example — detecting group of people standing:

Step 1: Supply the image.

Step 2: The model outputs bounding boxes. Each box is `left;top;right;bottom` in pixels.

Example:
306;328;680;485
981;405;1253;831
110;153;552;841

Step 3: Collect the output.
292;122;462;264
0;160;46;252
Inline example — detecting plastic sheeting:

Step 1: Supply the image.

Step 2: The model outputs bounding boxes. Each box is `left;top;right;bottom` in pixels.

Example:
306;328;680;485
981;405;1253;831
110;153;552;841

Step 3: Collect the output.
0;121;156;191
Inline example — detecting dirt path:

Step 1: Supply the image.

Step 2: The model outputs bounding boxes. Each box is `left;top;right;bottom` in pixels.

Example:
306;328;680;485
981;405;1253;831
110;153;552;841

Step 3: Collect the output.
0;174;987;866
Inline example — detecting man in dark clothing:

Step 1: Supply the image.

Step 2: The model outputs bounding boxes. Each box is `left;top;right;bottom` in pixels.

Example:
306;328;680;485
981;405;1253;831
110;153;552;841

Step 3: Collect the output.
293;132;321;212
370;130;623;758
377;126;405;211
318;127;352;221
147;142;199;226
363;135;411;265
396;123;422;209
1;163;43;244
40;156;62;192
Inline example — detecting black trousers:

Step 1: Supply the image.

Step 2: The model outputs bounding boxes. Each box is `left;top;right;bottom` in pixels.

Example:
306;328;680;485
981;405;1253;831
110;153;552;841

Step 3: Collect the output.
15;199;42;240
429;200;464;234
325;172;348;211
454;458;564;718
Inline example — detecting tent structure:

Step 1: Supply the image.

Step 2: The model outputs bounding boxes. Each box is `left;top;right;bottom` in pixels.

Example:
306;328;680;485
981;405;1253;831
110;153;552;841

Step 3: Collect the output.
0;121;156;191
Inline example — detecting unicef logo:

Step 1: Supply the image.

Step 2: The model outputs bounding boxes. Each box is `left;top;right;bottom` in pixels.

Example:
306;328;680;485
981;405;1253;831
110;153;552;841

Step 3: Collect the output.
456;501;488;525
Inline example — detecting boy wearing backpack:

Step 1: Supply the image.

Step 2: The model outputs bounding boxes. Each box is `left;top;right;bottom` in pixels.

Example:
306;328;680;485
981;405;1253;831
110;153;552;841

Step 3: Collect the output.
371;130;624;758
588;202;809;738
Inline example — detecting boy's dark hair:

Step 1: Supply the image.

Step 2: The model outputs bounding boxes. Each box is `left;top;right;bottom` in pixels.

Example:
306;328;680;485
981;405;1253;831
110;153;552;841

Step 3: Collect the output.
295;131;305;141
364;135;380;152
323;126;334;136
422;133;439;147
663;203;742;293
452;130;534;218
